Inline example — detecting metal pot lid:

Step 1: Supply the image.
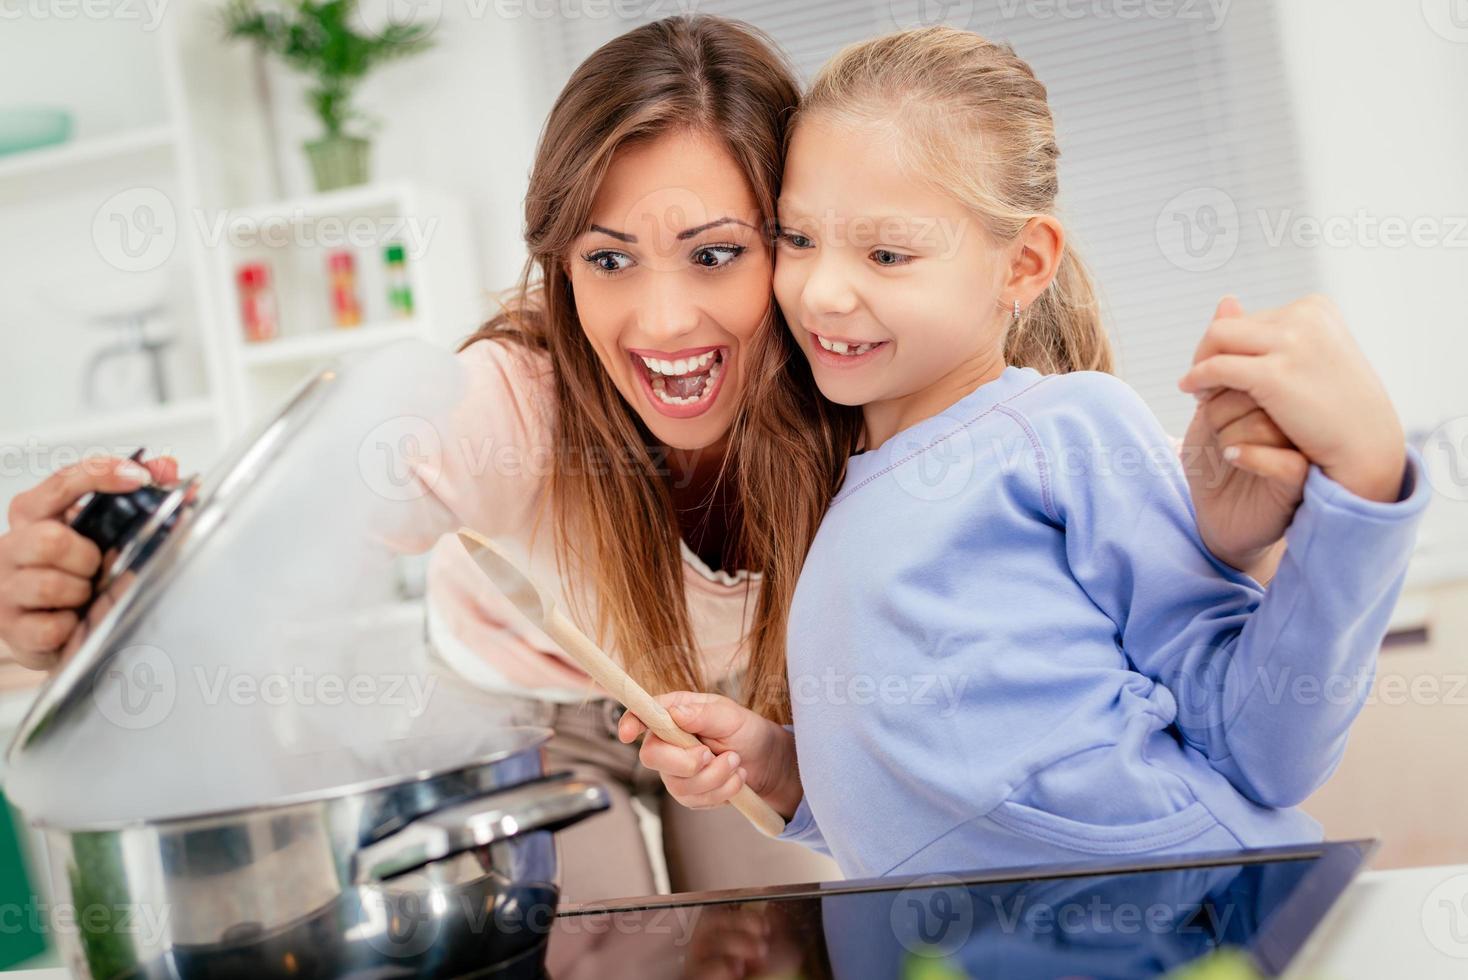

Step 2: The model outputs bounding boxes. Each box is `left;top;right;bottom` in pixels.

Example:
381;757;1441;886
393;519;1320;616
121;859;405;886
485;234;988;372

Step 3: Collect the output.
28;726;556;832
6;367;343;759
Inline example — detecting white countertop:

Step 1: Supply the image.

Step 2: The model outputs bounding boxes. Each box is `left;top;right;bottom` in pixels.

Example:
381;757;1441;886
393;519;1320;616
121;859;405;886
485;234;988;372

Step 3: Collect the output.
6;862;1467;978
1285;862;1468;978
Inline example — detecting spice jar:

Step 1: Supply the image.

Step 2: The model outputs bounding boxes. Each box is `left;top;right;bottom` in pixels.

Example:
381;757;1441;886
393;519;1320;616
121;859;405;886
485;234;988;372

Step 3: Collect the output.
236;263;278;343
327;251;362;328
384;243;413;319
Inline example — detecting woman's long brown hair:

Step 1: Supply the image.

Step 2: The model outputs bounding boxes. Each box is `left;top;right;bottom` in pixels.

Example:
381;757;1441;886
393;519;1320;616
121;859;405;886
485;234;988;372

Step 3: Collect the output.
459;15;860;722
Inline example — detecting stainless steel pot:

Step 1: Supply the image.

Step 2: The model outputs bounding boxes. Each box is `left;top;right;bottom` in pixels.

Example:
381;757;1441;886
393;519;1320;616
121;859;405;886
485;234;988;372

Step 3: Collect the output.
4;346;614;977
33;726;608;979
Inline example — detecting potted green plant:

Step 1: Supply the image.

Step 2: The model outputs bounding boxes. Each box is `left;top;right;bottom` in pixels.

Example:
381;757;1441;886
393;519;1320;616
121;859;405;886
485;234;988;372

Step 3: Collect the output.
222;0;433;192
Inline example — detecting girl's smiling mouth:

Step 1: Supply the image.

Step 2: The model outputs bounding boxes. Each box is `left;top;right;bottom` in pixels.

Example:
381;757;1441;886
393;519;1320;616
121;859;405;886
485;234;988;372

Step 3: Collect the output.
807;331;891;368
628;345;730;419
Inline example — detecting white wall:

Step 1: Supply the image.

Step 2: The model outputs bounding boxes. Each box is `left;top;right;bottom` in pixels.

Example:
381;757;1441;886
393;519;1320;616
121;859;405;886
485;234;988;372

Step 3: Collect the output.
1275;0;1468;573
1276;0;1468;434
0;9;169;138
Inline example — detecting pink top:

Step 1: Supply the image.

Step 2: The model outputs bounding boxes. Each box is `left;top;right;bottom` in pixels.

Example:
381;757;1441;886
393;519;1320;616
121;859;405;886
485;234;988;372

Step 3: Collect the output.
405;338;760;702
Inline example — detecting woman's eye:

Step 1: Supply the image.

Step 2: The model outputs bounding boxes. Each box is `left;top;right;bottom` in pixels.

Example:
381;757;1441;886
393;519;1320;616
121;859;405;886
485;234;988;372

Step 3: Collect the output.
584;250;633;274
692;245;745;269
871;249;911;267
781;231;813;249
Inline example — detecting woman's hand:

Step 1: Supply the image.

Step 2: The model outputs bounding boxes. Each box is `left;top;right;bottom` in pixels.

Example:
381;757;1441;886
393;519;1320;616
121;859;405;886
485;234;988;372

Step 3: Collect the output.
1181;298;1309;582
1179;294;1407;504
617;691;803;820
0;454;178;670
1178;294;1408;581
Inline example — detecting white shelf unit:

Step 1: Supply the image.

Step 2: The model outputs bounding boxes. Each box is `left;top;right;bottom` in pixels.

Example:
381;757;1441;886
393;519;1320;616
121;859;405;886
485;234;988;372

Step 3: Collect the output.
0;124;178;204
0;15;230;535
208;181;482;421
237;319;423;367
0;398;218;460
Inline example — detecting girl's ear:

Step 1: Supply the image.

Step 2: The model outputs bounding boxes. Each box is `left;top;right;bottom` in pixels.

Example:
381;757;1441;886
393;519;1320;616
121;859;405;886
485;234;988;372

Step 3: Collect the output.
1006;215;1065;308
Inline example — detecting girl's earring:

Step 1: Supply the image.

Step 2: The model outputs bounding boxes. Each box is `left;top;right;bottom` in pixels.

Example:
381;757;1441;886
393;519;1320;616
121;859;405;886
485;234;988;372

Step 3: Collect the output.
1012;300;1022;322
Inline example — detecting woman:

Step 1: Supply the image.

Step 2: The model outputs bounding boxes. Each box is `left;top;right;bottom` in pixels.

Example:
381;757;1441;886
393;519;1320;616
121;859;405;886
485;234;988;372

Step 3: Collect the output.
0;15;1297;905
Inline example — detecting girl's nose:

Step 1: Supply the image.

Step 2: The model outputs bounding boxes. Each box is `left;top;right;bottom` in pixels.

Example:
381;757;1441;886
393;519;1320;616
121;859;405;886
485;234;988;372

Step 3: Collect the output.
799;255;859;319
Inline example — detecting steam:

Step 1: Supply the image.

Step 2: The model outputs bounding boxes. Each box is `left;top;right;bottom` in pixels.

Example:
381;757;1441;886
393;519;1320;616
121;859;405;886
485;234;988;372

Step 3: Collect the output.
7;340;532;826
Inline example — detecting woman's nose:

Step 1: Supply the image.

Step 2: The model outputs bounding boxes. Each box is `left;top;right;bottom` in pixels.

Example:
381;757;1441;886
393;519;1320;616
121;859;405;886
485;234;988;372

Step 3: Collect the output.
638;272;703;341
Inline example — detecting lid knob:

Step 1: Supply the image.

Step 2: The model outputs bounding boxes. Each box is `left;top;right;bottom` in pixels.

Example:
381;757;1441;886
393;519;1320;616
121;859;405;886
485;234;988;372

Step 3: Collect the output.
69;451;181;570
71;483;173;556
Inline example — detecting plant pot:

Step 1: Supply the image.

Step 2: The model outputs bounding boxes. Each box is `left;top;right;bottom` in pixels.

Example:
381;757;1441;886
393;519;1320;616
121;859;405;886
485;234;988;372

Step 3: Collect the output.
303;134;371;192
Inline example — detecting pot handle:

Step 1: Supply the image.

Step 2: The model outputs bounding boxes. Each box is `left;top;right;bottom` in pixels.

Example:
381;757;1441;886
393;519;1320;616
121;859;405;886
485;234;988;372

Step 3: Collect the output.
354;774;610;883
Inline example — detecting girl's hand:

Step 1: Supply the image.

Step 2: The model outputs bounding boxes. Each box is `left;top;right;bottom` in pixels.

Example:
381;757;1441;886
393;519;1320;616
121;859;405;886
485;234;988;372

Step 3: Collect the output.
0;455;179;670
617;691;803;819
1182;297;1309;581
1179;294;1408;505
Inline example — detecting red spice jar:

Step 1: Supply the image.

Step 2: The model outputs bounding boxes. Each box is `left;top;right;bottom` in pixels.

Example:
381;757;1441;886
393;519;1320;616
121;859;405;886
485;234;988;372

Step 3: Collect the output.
236;262;278;343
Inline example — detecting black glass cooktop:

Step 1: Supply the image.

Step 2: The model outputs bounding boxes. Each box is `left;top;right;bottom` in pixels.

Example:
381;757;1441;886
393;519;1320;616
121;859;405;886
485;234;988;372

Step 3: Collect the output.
546;839;1374;979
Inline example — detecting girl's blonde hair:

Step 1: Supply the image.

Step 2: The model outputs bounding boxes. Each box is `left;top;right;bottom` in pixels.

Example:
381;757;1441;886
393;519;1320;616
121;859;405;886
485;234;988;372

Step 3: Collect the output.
736;28;1114;720
798;26;1114;374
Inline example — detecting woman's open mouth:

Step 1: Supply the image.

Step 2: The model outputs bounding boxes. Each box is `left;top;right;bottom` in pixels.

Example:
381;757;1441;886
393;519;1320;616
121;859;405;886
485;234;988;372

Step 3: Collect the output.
628;346;729;419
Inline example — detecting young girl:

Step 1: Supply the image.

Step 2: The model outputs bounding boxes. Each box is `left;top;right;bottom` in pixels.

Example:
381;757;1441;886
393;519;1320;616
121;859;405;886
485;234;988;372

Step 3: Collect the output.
620;27;1428;880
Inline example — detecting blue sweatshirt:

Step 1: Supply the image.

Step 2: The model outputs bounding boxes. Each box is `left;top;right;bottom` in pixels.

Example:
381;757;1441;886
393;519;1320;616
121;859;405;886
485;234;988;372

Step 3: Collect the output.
777;366;1429;879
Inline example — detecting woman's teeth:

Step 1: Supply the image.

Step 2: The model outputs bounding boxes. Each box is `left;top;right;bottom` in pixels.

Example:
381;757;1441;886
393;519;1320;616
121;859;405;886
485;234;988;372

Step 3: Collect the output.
639;349;719;376
641;349;724;405
816;334;879;356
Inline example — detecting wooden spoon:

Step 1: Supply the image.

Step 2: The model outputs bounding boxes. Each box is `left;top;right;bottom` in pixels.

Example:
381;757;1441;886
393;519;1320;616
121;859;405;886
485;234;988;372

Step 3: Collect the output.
456;528;786;837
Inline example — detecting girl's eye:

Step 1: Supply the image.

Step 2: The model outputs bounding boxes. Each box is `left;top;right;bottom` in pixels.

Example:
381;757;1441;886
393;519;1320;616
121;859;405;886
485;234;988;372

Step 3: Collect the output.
692;244;745;269
583;250;633;275
778;230;813;250
871;249;912;267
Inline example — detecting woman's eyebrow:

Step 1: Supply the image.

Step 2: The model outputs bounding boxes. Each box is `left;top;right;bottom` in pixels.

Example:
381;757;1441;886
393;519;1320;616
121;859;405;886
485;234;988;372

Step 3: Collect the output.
675;217;756;240
586;216;755;243
588;224;637;243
